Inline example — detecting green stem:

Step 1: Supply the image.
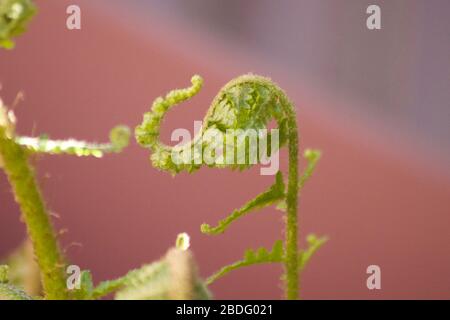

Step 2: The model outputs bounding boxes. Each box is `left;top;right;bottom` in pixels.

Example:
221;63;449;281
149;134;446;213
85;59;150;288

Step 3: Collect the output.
281;100;299;300
249;77;299;299
217;77;301;299
247;77;300;299
0;125;68;299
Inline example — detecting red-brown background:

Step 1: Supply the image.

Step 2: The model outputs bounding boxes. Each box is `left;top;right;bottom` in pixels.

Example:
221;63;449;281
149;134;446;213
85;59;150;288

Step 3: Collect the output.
1;1;449;299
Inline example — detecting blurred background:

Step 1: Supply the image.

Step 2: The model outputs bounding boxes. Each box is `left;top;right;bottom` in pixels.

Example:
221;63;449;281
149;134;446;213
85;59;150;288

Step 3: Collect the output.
1;0;449;299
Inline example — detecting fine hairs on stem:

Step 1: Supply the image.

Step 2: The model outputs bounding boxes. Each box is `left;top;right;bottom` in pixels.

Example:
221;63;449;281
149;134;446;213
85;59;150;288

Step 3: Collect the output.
1;97;209;300
0;0;211;298
136;74;326;299
0;98;131;299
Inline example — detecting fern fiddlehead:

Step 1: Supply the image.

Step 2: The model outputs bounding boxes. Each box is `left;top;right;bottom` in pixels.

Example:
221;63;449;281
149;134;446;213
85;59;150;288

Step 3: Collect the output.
136;74;324;299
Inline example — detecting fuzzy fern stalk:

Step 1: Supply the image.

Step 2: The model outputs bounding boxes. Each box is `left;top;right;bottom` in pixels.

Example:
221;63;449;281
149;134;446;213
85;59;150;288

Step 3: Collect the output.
0;99;130;299
136;74;326;299
0;102;67;299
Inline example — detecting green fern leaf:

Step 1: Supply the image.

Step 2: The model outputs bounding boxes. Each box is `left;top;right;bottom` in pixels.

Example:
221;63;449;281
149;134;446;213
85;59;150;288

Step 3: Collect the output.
298;234;328;271
276;148;321;212
0;265;32;300
206;240;284;285
93;248;210;300
201;171;285;235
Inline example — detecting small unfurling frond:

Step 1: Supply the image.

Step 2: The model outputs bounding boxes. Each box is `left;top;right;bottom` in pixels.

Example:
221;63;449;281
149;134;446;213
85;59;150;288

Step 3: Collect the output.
299;234;328;271
201;171;285;235
16;125;131;157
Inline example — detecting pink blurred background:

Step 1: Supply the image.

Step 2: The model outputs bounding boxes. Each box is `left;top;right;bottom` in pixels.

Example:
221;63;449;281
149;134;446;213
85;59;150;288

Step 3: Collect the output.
1;0;449;299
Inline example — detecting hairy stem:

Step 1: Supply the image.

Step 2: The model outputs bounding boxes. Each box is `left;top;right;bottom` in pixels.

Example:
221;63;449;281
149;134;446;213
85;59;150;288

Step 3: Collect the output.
0;125;68;299
243;77;299;299
279;95;299;300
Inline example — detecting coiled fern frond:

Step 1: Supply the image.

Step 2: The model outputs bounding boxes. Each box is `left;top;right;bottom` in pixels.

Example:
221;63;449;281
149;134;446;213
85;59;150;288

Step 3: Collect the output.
136;74;289;175
136;75;325;299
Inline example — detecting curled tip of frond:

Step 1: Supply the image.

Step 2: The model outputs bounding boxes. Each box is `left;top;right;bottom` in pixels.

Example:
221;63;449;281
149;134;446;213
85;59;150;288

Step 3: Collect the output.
304;149;321;162
200;223;213;235
109;125;131;152
0;0;37;49
135;74;294;174
191;74;203;88
135;75;203;151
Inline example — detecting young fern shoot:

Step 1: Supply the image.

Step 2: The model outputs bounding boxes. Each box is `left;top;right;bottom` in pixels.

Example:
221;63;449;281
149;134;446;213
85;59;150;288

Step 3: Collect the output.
0;98;130;299
136;74;325;299
1;1;212;300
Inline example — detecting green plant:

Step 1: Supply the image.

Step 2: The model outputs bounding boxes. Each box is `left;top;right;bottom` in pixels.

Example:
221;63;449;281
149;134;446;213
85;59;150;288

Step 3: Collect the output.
1;0;324;300
136;75;326;299
0;0;211;301
0;98;130;299
0;0;36;49
0;98;209;300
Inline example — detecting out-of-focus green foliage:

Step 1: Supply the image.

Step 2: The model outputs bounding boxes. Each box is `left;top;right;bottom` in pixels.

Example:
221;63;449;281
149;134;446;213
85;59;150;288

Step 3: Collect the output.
114;249;211;300
2;240;42;297
91;243;211;300
0;0;36;49
0;265;33;300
